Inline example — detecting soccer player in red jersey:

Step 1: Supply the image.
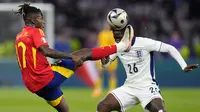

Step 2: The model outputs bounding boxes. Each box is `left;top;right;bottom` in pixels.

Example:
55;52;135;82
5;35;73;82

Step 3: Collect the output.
14;3;133;112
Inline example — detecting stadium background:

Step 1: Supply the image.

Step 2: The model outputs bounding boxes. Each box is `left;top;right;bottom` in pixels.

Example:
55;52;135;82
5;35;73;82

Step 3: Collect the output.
0;0;199;112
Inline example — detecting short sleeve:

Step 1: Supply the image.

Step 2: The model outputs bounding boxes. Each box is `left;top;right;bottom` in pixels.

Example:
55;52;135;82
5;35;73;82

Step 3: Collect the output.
143;38;162;52
32;28;49;48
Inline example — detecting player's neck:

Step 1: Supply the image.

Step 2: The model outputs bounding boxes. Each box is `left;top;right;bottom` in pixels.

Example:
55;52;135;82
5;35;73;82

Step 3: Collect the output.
25;24;36;28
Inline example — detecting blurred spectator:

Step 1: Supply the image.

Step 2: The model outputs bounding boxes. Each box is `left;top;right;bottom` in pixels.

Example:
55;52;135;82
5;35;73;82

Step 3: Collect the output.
84;30;97;48
0;0;200;59
168;30;190;59
168;30;183;50
92;23;118;98
54;28;72;52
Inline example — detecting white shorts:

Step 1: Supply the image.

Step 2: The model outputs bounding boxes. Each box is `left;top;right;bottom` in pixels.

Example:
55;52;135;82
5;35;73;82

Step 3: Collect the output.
110;84;163;112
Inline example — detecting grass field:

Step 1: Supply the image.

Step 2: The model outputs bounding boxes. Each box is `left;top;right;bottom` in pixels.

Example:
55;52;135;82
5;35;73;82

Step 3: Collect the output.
0;88;200;112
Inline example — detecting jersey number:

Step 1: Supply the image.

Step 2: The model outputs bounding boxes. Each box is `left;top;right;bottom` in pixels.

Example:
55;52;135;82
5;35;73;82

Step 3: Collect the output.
15;42;37;69
128;63;138;73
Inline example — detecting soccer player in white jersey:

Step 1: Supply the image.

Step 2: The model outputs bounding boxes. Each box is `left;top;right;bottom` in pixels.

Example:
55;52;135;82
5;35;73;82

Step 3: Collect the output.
97;8;199;112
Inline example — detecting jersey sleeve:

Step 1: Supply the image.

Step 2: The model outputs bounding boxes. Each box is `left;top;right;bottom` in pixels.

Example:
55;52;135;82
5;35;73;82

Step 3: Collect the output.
32;28;49;48
101;53;117;68
143;38;162;52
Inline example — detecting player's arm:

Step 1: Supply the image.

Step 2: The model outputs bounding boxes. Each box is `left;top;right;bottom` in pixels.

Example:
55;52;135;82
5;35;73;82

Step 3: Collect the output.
39;46;72;59
32;29;83;65
146;38;198;72
158;43;198;72
71;25;133;61
100;54;117;68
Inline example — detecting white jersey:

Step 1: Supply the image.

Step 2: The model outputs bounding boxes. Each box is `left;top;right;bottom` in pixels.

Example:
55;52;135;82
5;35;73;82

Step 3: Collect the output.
102;37;187;87
102;36;187;111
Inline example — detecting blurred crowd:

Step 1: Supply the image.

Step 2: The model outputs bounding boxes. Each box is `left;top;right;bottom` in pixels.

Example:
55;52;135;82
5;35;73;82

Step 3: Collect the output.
44;0;200;59
0;0;200;59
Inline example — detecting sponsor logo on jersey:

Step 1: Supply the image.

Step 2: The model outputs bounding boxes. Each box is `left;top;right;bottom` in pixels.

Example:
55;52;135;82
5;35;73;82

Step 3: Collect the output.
41;37;47;43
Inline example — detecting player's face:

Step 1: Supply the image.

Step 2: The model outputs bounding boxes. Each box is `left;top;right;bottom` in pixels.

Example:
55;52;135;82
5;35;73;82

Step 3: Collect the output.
33;13;45;29
112;29;125;43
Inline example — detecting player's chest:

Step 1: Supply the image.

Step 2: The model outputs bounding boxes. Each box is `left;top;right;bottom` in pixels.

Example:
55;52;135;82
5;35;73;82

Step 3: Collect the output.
118;48;149;64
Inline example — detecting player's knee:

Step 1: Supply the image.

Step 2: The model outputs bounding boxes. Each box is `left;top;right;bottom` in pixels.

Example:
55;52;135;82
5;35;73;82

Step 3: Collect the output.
47;95;63;107
150;109;167;112
158;109;167;112
97;101;111;111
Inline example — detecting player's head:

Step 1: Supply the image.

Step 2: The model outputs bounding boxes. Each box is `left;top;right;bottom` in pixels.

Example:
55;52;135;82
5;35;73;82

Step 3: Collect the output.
112;27;126;43
107;8;128;43
15;3;44;29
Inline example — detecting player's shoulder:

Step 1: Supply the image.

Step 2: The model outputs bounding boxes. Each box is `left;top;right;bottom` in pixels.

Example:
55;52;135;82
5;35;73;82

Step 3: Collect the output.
28;27;45;37
25;26;42;33
134;37;154;45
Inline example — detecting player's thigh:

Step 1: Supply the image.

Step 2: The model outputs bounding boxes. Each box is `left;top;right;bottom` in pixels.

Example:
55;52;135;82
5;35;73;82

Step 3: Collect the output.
100;86;139;112
136;84;164;110
145;98;167;112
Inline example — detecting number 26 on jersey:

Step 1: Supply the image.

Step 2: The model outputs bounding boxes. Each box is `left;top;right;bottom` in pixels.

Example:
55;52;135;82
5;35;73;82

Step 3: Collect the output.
128;63;138;74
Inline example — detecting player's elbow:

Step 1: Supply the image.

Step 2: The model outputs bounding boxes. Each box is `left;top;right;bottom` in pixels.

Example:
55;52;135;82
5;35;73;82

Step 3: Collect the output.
163;44;177;53
38;46;51;57
168;44;177;52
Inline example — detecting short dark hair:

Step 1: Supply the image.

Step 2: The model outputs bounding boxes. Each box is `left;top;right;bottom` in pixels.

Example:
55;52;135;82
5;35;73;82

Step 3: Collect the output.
15;2;42;21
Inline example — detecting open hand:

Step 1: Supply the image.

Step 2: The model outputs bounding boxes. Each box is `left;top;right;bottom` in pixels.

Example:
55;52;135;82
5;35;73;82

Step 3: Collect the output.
184;64;199;72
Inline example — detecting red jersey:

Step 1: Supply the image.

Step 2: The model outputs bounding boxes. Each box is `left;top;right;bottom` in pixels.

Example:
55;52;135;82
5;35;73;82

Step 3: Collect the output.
15;26;54;93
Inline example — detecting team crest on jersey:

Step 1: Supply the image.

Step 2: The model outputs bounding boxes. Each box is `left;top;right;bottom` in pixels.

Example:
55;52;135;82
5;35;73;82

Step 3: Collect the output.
41;37;47;43
136;50;143;57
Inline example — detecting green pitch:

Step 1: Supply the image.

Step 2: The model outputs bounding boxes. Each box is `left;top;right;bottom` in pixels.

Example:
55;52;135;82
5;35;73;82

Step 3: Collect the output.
0;88;200;112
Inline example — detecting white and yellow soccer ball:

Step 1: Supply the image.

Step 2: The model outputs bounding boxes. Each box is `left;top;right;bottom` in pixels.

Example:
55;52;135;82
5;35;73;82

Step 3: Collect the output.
107;8;128;30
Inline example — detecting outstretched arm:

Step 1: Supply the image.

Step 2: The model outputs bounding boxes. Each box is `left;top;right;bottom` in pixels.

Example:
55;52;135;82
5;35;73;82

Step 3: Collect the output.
39;45;83;66
72;25;134;61
159;43;198;72
143;38;198;72
39;46;73;59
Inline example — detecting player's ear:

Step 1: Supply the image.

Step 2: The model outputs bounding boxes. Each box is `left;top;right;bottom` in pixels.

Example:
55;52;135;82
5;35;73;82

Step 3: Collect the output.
31;17;36;24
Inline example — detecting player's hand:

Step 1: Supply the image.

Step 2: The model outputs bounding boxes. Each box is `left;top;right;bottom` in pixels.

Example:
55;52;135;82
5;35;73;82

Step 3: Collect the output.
101;56;110;65
184;64;199;72
72;55;84;67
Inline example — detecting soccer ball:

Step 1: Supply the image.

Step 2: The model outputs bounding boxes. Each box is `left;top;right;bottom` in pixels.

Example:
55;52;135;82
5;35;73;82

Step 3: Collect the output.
107;8;128;30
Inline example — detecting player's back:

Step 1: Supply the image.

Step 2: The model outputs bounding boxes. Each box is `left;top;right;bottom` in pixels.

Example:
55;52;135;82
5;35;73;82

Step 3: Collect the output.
15;26;54;93
116;37;161;87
